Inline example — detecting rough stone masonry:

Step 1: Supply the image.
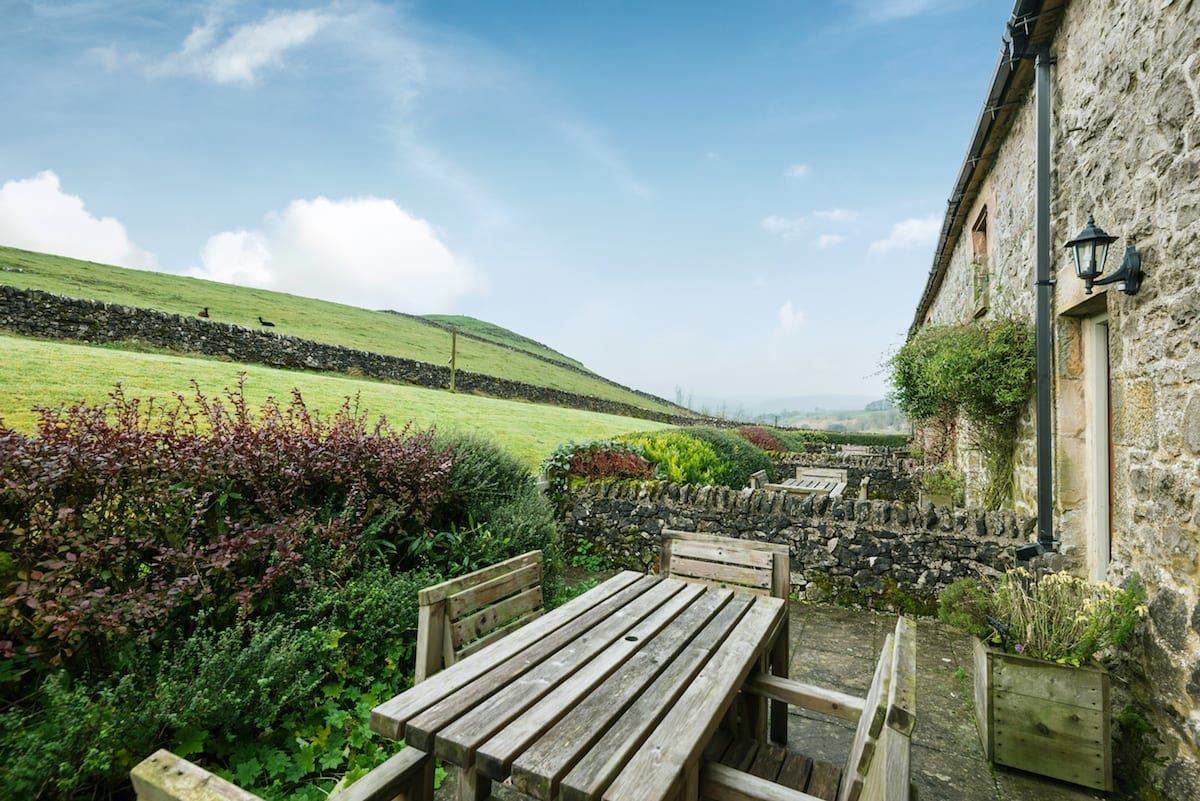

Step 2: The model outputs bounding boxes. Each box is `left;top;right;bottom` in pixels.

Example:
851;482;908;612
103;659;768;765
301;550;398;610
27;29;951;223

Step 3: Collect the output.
561;480;1033;597
908;1;1200;794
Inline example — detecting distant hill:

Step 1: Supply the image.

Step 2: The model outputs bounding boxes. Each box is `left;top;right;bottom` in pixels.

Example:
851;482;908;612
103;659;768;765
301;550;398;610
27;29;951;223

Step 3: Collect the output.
422;314;588;371
0;245;687;418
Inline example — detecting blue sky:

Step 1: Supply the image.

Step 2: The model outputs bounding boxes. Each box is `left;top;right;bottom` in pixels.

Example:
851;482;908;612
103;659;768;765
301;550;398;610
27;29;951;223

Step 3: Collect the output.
0;0;1007;404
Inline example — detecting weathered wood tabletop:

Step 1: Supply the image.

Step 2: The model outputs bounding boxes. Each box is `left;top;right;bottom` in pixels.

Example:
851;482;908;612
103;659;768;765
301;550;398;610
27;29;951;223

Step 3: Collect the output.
765;476;845;497
371;570;786;801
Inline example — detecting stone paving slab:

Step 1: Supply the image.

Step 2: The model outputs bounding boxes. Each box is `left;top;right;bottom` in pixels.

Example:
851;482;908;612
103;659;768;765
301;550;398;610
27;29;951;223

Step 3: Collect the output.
784;604;1104;801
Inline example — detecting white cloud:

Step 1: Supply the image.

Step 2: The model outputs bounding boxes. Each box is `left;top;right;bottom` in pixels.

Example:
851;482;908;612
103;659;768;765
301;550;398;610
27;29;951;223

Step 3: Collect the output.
814;208;859;222
784;163;810;178
191;195;486;312
816;234;846;248
155;9;330;86
761;214;805;237
775;301;805;335
868;214;941;255
0;171;157;268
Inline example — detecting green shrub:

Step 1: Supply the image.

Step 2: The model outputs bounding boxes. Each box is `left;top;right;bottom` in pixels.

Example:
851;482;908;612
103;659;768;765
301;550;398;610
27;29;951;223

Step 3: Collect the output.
889;321;1034;508
0;386;562;801
920;465;965;505
485;488;561;586
938;570;1147;665
936;577;991;637
772;429;909;450
0;564;437;801
432;431;560;585
686;427;776;487
540;439;656;506
772;429;830;450
433;432;536;527
617;431;725;485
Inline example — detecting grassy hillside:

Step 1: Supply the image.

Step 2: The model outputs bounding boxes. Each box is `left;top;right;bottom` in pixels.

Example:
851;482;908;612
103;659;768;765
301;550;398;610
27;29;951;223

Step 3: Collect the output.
423;313;586;370
0;334;671;466
0;245;682;416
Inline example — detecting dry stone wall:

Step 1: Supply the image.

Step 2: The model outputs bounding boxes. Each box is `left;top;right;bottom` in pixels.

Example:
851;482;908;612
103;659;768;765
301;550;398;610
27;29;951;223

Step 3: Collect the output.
561;480;1032;597
0;286;706;425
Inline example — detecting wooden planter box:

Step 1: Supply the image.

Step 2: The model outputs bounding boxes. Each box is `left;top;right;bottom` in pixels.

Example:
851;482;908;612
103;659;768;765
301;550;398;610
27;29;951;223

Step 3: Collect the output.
972;640;1112;791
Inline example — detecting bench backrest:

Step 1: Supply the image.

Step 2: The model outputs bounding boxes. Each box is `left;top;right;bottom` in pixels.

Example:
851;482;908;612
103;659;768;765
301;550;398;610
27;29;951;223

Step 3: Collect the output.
797;466;850;483
840;617;917;801
660;529;789;599
415;550;544;682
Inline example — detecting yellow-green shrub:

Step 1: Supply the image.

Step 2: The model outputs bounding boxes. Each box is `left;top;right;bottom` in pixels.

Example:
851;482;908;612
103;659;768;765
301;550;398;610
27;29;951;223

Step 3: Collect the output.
617;431;725;485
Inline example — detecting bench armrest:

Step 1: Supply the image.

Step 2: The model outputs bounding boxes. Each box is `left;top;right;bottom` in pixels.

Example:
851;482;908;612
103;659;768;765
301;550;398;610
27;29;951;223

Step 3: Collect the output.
332;747;430;801
743;672;866;723
702;763;827;801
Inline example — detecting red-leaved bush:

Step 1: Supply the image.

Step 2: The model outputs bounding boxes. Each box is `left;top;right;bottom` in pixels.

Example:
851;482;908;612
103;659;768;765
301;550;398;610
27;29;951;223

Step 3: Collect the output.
568;445;655;481
736;425;784;452
0;380;451;667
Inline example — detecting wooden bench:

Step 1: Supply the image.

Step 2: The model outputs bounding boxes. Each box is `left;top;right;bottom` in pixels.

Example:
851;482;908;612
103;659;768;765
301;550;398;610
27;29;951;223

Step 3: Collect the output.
416;550;544;682
660;530;788;599
131;746;432;801
661;530;791;746
702;616;917;801
796;468;848;498
749;469;769;490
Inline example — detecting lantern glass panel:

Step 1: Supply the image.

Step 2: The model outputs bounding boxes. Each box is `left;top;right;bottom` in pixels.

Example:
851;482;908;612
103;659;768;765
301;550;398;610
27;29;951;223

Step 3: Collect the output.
1096;240;1110;276
1075;240;1098;279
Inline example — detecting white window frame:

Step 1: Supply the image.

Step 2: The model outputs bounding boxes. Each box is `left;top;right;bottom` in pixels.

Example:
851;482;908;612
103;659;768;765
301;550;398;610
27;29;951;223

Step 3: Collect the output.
1084;314;1111;582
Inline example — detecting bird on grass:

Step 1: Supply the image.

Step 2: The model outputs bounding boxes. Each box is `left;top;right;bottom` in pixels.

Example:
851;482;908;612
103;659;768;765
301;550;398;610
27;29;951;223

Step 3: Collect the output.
198;307;210;318
258;316;276;327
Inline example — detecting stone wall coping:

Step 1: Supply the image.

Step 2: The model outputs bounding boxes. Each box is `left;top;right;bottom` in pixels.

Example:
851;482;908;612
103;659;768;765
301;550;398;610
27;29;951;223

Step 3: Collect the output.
570;479;1033;542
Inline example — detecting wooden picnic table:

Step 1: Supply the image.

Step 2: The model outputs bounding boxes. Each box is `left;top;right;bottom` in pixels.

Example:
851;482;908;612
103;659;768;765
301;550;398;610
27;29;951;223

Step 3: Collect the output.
371;570;787;801
763;476;846;498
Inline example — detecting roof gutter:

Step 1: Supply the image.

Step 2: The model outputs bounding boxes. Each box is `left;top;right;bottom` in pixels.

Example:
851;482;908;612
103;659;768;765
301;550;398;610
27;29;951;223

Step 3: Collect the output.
907;0;1050;337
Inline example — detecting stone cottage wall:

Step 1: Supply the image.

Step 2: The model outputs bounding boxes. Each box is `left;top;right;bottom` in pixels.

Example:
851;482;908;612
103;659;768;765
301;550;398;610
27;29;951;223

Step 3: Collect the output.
916;0;1200;793
0;286;704;425
561;480;1032;597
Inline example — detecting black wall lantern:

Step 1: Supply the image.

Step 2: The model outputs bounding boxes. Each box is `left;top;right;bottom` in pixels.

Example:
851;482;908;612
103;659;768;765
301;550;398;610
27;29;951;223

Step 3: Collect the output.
1064;213;1142;295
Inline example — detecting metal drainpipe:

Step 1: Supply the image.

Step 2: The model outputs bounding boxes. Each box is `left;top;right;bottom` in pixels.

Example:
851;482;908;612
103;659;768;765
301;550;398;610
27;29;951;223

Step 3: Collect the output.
1018;46;1058;561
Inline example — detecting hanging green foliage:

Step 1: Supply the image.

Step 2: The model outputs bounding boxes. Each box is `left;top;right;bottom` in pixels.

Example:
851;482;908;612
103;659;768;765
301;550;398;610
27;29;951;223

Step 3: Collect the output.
888;320;1035;509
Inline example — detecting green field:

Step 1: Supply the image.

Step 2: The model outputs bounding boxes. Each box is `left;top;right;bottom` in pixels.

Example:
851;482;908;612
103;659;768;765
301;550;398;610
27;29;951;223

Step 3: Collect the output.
423;313;587;370
0;246;682;416
0;334;670;466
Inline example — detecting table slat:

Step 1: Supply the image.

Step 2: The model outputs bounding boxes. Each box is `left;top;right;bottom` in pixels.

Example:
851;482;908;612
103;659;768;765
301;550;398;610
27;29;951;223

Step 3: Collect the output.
505;588;734;798
436;579;694;765
373;572;650;743
601;596;785;801
558;595;754;801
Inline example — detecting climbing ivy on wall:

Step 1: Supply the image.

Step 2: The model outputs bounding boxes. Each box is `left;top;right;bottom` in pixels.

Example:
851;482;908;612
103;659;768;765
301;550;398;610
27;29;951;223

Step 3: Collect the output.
888;320;1035;509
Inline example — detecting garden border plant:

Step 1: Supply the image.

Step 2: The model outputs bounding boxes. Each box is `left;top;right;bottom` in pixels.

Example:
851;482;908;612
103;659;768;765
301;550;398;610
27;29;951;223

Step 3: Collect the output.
889;320;1035;509
0;380;561;801
937;569;1147;791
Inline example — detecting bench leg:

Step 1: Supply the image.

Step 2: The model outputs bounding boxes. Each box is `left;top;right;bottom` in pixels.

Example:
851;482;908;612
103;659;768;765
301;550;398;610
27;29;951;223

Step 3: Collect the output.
456;765;490;801
682;758;700;801
770;615;789;745
412;755;435;801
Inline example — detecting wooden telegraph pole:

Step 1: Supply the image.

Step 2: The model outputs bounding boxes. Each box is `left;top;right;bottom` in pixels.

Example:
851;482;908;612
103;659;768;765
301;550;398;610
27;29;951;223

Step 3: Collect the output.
450;331;457;392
